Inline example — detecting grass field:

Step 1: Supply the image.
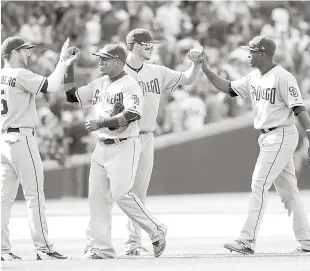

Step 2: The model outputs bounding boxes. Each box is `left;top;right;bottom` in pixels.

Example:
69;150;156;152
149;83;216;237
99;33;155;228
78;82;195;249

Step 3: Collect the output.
2;191;310;271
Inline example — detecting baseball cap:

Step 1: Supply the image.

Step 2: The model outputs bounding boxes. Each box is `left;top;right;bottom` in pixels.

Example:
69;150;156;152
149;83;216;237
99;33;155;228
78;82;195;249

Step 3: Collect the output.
92;44;127;63
126;28;160;45
1;36;36;55
241;36;276;54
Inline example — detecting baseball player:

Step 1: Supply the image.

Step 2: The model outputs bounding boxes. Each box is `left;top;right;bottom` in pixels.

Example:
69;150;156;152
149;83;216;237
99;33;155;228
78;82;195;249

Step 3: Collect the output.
122;29;203;255
191;36;310;254
1;36;79;260
65;44;167;259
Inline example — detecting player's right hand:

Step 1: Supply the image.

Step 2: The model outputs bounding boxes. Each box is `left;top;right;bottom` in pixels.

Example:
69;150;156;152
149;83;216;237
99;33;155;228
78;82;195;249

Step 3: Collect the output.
188;46;205;63
85;119;100;132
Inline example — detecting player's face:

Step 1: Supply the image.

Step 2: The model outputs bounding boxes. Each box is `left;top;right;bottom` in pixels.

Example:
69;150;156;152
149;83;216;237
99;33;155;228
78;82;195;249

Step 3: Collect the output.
248;50;263;68
138;42;154;60
18;48;31;66
98;57;117;75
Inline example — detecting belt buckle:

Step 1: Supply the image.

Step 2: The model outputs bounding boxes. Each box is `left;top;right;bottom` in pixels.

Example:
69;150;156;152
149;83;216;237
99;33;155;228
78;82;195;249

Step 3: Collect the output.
114;139;120;144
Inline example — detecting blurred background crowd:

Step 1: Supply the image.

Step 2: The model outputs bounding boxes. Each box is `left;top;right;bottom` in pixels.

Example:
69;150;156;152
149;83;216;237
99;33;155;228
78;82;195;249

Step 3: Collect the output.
1;0;310;165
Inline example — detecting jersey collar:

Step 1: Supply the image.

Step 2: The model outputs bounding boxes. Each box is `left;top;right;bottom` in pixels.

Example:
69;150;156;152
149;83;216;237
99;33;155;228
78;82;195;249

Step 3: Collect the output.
125;62;143;73
109;71;127;83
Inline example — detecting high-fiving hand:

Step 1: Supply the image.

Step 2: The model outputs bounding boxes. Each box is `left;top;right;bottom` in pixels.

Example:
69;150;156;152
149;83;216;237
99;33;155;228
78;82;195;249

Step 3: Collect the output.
187;46;205;63
59;37;80;66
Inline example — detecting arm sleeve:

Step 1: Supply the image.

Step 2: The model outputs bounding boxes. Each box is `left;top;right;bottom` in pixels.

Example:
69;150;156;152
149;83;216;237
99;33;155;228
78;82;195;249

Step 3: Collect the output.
16;69;47;95
161;66;183;92
278;73;304;108
75;82;94;107
230;74;250;99
123;82;144;116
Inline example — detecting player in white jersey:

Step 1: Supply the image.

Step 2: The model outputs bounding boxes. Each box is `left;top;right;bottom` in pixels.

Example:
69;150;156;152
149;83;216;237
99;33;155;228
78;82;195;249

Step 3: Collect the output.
191;36;310;254
65;44;167;259
122;28;203;255
1;36;79;260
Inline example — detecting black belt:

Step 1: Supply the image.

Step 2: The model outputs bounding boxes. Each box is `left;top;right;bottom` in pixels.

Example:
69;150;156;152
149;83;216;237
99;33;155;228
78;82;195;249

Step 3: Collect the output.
139;131;152;134
259;127;276;134
101;138;127;145
7;127;35;135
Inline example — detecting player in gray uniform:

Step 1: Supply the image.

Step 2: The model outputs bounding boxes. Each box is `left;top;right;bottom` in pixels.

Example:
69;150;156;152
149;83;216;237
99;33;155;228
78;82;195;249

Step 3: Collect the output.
65;44;167;259
190;36;310;254
123;29;203;255
1;36;79;260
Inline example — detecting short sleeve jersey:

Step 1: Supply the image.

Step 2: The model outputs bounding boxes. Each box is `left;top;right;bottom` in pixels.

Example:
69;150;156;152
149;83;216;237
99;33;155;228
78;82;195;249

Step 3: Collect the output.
230;65;304;129
76;74;143;139
125;62;183;132
1;67;47;131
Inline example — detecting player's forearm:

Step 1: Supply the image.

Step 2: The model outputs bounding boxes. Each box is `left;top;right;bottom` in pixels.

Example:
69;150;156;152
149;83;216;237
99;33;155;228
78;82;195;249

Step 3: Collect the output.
46;61;75;93
180;62;202;85
201;62;230;95
296;110;310;141
96;111;140;129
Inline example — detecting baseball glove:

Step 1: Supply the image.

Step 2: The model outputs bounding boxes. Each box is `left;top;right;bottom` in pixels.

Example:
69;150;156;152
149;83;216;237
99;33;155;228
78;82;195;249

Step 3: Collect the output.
111;101;125;116
109;101;125;131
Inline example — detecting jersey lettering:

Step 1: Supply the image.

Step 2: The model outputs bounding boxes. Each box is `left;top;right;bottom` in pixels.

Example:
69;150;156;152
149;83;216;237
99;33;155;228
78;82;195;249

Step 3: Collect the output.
251;86;276;104
1;89;8;115
138;78;160;95
1;76;16;87
92;89;100;105
92;89;124;105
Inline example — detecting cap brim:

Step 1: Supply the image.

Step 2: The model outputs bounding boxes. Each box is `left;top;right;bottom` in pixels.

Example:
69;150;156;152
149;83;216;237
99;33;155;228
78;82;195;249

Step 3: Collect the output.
92;52;125;62
18;43;36;50
92;52;113;58
150;40;161;44
25;44;36;49
241;45;259;52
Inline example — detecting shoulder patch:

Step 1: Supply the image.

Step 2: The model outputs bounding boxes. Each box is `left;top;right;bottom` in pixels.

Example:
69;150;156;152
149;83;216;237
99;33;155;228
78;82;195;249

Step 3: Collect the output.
289;86;298;97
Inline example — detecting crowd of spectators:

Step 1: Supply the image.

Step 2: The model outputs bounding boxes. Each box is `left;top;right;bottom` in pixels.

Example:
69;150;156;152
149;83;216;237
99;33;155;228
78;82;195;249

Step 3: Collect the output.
2;1;310;165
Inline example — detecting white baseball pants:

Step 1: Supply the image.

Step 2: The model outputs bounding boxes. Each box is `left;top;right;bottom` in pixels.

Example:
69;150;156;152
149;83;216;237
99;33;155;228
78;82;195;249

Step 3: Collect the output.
240;125;310;250
1;131;54;254
124;132;154;252
86;136;165;257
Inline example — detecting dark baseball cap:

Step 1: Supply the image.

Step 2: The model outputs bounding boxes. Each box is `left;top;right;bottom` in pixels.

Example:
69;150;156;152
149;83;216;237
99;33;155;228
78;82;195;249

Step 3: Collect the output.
92;44;127;63
241;36;276;54
1;36;36;55
126;28;160;45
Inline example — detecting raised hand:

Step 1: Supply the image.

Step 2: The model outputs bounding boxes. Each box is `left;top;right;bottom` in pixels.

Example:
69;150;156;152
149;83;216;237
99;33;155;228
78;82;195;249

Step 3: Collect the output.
66;46;80;66
188;46;205;63
60;37;70;61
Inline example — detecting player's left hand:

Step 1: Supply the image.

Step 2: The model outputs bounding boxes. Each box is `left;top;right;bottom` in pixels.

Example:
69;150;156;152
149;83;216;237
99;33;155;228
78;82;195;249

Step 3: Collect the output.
188;46;205;63
85;119;100;132
66;46;80;66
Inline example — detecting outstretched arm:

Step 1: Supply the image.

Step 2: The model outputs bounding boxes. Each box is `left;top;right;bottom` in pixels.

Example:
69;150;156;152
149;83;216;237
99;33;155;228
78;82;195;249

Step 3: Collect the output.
201;62;231;95
46;39;80;93
188;48;230;95
178;62;202;85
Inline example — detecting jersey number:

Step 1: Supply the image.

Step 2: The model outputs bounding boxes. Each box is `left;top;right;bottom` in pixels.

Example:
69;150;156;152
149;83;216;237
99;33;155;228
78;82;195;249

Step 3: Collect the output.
1;89;8;115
